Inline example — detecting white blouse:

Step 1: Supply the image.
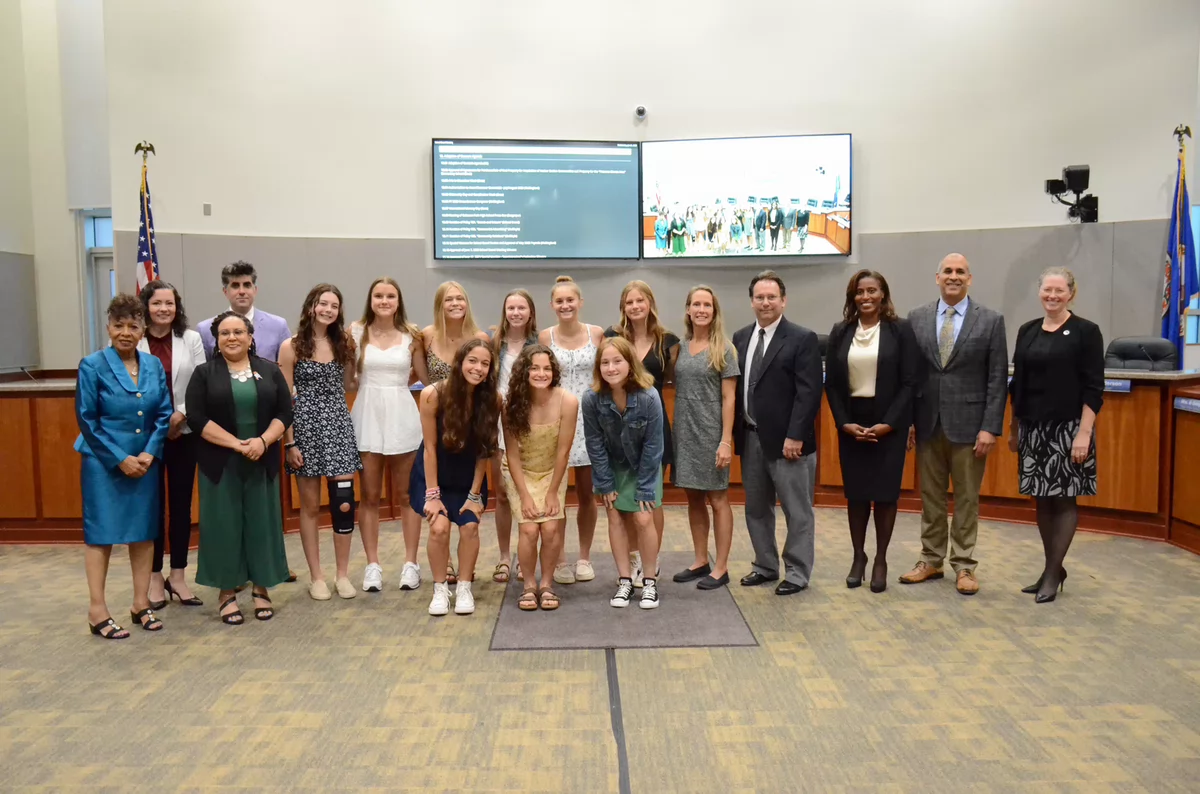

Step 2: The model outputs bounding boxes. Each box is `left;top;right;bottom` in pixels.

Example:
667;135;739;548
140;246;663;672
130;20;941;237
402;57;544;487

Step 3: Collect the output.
847;321;881;398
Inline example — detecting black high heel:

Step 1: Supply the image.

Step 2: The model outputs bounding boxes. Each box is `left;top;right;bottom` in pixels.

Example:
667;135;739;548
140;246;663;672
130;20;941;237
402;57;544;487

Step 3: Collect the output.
869;560;888;593
1022;567;1067;594
164;579;204;606
846;554;868;589
1034;572;1067;604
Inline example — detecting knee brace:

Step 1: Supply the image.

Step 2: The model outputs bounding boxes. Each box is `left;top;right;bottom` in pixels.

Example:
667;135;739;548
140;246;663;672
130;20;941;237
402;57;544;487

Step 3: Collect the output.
328;480;357;535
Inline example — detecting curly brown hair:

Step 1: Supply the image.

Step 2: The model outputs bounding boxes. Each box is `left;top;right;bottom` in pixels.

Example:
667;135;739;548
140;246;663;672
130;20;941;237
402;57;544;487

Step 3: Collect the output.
502;345;560;440
107;293;145;325
438;338;500;456
292;283;356;367
842;270;898;324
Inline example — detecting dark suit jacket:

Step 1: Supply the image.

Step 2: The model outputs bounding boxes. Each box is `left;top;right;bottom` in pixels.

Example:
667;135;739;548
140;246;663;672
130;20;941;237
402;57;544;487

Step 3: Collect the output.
755;210;768;231
732;316;823;460
185;356;294;483
1010;314;1104;423
824;318;919;433
908;298;1008;445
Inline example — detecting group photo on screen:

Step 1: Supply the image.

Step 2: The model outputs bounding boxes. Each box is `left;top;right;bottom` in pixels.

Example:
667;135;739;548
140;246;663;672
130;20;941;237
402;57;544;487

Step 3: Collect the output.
640;134;851;258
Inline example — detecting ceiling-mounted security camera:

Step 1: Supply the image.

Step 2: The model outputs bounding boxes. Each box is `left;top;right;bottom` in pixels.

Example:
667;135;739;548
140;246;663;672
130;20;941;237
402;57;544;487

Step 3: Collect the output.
634;106;647;121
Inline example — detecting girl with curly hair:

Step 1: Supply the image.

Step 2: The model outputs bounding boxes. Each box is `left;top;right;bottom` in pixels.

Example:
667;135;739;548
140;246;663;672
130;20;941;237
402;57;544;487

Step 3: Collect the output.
409;339;501;616
501;345;578;611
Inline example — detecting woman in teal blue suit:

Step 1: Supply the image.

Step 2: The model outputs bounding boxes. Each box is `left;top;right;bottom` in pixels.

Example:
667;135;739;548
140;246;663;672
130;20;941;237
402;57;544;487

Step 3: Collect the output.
75;294;173;639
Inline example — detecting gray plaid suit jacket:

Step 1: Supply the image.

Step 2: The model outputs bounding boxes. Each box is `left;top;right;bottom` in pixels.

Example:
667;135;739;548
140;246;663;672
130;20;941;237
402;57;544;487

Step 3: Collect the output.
908;298;1008;445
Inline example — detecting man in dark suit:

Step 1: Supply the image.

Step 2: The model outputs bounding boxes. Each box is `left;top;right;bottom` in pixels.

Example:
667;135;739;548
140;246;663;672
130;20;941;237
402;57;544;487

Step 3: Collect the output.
755;207;768;251
767;200;784;250
902;253;1008;595
733;271;823;595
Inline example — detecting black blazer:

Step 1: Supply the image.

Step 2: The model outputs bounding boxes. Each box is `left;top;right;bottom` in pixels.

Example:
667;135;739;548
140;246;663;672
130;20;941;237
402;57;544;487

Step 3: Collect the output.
1009;313;1104;423
185;356;294;483
824;318;919;433
732;316;823;460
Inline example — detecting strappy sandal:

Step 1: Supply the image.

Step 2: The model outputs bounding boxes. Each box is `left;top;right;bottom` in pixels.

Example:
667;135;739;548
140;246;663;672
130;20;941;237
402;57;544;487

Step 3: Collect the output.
446;565;458;586
518;588;539;611
219;596;244;625
539;588;560;611
89;617;129;640
492;561;511;584
516;561;523;582
130;607;164;632
251;591;274;621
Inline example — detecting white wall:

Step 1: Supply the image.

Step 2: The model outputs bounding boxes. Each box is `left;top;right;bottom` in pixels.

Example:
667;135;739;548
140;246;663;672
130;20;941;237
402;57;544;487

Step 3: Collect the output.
103;0;1200;242
0;0;34;255
22;0;85;368
56;0;111;210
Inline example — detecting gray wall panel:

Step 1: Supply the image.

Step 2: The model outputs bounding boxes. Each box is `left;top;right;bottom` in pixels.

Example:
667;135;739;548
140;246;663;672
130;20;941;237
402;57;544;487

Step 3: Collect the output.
111;221;1172;358
0;250;39;369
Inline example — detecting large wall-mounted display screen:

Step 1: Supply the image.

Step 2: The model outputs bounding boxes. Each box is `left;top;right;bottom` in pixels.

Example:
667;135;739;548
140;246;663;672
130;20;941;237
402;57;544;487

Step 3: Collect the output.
432;139;640;260
640;134;851;258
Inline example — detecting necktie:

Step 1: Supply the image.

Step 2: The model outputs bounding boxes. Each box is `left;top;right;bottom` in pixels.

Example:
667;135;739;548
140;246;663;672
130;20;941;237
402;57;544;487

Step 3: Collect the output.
938;307;957;367
747;327;766;424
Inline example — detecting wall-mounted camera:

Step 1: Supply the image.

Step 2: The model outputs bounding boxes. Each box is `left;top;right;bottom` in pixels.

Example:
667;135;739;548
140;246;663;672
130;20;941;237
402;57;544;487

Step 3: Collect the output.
1045;165;1098;223
634;105;647;121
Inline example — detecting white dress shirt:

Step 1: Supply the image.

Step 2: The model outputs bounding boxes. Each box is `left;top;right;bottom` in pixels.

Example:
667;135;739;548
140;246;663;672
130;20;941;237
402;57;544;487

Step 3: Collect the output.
744;315;783;423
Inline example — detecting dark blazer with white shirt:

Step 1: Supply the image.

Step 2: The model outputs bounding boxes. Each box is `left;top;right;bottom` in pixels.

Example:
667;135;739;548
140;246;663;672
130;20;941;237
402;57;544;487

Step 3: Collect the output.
907;298;1008;445
732;316;823;460
824;318;920;433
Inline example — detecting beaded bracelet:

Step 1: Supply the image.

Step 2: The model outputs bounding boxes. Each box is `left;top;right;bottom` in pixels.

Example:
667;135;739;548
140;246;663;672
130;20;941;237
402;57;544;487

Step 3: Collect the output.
425;488;442;500
466;491;483;504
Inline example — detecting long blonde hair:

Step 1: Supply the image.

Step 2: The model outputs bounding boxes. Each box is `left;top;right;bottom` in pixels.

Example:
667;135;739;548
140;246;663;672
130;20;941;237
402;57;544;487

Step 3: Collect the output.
492;289;537;361
683;285;733;374
355;277;419;373
615;280;669;367
432;280;482;343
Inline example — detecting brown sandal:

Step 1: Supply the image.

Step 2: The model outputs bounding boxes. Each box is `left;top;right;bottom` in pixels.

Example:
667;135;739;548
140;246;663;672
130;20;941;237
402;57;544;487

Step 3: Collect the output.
539;588;560;611
446;565;458;586
493;561;511;584
518;588;539;611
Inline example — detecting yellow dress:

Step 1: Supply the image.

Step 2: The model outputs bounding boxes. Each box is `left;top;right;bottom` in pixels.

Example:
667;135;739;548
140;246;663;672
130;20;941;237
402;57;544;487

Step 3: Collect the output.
501;419;567;524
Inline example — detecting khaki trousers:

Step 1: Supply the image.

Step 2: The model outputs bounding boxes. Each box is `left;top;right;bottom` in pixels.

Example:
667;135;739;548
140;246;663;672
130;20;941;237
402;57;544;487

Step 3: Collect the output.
917;424;987;572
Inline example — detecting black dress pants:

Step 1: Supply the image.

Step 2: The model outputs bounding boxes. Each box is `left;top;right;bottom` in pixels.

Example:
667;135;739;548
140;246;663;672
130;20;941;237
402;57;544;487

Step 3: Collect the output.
154;433;198;572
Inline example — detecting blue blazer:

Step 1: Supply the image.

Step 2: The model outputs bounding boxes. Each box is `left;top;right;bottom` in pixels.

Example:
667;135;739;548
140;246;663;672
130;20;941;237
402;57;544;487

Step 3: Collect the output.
74;347;173;468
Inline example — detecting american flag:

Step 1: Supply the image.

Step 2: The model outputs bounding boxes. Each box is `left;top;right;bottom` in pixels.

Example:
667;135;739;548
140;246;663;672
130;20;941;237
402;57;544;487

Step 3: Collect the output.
136;161;158;291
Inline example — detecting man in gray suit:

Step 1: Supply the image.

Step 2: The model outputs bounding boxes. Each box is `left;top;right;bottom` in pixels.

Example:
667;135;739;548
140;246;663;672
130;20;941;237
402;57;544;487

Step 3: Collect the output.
901;253;1008;595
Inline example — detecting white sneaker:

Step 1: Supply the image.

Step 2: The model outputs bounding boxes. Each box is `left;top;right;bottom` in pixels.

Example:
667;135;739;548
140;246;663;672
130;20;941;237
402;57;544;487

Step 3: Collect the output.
454;581;475;614
362;563;383;593
639;579;660;610
399;562;421;591
630;551;644;589
428;581;452;616
610;578;634;608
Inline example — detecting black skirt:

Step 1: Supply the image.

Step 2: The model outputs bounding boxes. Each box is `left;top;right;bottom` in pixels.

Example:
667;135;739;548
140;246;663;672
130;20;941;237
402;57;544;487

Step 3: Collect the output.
1018;419;1097;497
837;397;908;502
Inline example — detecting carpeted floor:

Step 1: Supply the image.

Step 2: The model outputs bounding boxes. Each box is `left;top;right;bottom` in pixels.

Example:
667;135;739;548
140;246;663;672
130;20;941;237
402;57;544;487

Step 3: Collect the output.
1;507;1199;792
490;551;756;651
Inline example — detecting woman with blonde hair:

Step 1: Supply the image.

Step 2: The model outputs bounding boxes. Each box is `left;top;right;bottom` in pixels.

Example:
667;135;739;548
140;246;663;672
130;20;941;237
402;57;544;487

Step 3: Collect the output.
581;337;665;609
421;280;489;584
605;280;679;586
671;286;739;590
490;289;538;583
502;345;577;610
539;276;604;585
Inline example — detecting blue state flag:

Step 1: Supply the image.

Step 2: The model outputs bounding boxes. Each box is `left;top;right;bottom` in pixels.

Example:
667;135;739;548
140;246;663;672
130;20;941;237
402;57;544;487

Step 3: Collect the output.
1162;147;1198;364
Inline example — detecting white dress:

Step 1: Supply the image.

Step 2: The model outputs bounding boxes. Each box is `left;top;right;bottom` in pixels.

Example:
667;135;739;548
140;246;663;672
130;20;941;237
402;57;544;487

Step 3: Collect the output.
549;326;597;467
350;326;422;455
496;344;518;451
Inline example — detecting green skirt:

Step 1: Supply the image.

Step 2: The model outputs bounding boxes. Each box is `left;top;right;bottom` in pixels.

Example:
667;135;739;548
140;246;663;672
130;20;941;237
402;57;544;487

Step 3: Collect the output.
195;456;290;590
613;461;663;513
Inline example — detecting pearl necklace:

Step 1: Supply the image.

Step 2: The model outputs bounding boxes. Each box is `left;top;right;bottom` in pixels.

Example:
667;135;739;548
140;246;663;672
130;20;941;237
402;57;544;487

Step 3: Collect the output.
229;365;253;383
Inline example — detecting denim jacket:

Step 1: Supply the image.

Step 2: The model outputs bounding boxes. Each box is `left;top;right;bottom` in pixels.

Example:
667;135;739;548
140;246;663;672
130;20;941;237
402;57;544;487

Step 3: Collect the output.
581;387;664;503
